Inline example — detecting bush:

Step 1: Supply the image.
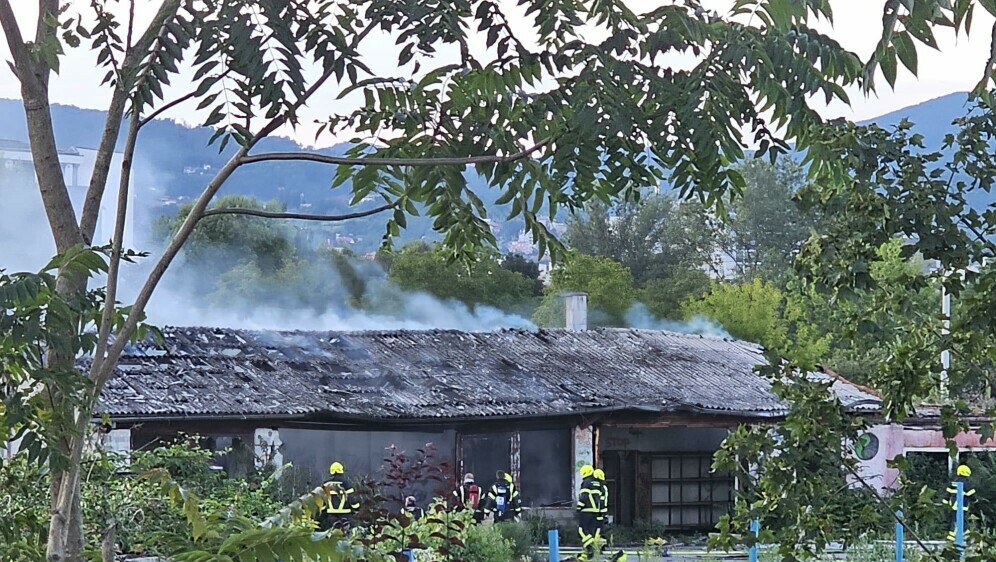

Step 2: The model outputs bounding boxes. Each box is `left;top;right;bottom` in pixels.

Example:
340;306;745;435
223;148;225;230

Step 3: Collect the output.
0;456;49;562
495;521;534;558
461;523;516;562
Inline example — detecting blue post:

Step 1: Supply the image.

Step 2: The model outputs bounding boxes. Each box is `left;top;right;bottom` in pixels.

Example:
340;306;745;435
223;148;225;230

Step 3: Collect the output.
749;519;759;562
549;529;560;562
955;481;965;561
895;510;904;562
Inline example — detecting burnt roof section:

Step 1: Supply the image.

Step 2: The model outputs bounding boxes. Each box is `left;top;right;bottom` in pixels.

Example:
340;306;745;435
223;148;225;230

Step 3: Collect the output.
95;326;881;421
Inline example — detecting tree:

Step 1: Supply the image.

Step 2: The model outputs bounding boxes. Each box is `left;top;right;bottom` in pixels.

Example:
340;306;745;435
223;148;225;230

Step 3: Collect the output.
799;238;938;386
156;195;297;275
718;158;817;282
387;243;535;311
533;254;634;327
564;195;716;285
682;278;830;365
0;0;981;560
637;269;711;321
500;253;544;297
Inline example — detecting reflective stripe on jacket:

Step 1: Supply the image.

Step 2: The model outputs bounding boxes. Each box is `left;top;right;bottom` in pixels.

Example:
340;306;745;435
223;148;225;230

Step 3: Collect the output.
577;477;604;514
324;478;360;514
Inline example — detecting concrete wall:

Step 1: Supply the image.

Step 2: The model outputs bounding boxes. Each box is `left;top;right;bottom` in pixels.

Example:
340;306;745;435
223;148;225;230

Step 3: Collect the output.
278;427;456;486
599;426;729;453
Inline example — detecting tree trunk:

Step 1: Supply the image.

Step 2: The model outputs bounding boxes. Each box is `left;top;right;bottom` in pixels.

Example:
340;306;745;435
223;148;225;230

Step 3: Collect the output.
101;518;116;562
47;457;85;562
20;92;85;253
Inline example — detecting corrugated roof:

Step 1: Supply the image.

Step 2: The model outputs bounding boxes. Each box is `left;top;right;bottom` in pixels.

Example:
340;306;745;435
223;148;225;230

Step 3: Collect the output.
93;326;881;421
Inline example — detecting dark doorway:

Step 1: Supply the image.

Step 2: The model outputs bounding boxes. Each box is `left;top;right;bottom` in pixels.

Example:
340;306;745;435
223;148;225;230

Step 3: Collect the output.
460;433;512;490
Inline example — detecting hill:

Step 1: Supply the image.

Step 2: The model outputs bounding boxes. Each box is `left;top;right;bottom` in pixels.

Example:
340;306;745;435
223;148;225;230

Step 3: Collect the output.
0;93;983;252
857;92;971;136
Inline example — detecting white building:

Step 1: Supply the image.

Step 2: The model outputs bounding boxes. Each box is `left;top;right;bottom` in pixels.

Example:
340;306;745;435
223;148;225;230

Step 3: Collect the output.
0;139;131;270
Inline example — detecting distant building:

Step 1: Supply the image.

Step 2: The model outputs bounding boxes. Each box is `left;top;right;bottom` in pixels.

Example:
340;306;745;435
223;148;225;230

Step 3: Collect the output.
0;139;131;265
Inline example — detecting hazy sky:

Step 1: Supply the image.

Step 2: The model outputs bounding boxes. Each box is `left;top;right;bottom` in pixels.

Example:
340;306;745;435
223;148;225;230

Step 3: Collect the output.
2;1;993;146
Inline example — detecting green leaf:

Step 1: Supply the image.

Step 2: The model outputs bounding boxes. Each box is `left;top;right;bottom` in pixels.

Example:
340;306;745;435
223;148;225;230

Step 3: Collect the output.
879;46;898;87
894;32;918;75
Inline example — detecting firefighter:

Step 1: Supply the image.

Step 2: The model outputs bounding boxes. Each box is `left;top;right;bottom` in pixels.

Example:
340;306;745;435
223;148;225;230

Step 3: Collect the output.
484;470;521;522
321;461;360;531
576;465;604;561
404;495;426;520
593;468;608;532
594;469;631;562
945;464;977;543
454;472;484;522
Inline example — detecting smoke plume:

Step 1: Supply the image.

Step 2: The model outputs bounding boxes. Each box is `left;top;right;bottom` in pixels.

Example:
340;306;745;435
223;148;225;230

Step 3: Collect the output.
625;302;732;339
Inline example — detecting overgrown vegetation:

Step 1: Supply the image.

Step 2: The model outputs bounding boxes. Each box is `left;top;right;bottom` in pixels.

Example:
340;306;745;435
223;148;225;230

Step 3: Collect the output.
0;437;558;562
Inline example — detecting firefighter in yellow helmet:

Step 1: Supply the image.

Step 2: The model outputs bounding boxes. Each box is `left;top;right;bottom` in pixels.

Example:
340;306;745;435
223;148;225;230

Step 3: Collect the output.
576;465;604;561
321;461;360;531
590;468;627;562
484;470;522;522
945;464;976;542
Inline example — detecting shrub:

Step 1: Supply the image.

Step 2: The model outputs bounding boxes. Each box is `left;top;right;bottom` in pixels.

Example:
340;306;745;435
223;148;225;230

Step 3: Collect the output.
495;521;533;558
460;522;516;562
0;456;49;562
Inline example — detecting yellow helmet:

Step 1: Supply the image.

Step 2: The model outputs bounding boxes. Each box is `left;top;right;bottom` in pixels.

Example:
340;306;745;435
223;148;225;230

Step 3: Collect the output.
593;469;605;480
957;464;971;478
329;461;344;475
504;471;513;483
580;464;594;478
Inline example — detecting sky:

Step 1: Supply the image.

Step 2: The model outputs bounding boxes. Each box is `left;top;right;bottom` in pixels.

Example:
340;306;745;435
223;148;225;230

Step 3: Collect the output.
1;1;994;146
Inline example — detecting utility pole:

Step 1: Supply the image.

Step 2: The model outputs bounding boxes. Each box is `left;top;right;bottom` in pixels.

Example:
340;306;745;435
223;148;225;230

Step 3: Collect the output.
941;281;951;396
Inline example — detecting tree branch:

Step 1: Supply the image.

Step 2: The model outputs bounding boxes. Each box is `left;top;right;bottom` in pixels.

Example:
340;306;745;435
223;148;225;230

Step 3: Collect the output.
202;201;398;222
79;0;183;244
0;0;41;93
139;67;234;126
93;65;342;388
0;1;28;63
240;139;551;167
90;112;139;391
126;0;136;51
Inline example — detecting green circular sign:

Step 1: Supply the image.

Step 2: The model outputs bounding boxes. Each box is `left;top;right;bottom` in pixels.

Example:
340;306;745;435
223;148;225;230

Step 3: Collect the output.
854;433;880;461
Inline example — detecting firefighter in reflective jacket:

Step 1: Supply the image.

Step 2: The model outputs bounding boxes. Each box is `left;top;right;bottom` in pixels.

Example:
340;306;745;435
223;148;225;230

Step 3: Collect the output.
593;469;608;529
595;469;629;562
321;461;360;531
454;473;484;523
577;465;604;561
945;464;977;542
484;470;521;522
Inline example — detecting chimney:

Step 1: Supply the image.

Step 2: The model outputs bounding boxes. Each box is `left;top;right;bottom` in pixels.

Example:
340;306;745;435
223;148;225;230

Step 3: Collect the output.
562;292;588;331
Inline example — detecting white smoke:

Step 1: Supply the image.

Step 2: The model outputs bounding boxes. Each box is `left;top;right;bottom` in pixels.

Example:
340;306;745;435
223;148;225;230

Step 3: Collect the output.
625;302;732;338
116;236;537;332
0;144;536;332
141;276;536;332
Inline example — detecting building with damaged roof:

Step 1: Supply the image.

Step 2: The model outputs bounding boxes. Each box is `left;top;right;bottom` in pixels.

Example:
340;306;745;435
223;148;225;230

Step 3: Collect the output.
90;295;884;531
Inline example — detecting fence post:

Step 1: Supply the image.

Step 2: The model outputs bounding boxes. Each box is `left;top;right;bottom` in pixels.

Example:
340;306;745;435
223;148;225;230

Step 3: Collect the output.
955;481;965;561
895;510;903;562
549;529;560;562
749;519;760;562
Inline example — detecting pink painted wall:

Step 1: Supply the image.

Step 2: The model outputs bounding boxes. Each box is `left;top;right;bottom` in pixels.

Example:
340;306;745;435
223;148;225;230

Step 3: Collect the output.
854;424;905;491
857;424;996;493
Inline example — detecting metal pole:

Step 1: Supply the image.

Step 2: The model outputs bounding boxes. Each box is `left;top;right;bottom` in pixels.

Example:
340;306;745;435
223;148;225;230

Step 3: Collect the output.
749;519;759;562
895;510;904;562
942;283;951;395
549;529;560;562
955;482;965;560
